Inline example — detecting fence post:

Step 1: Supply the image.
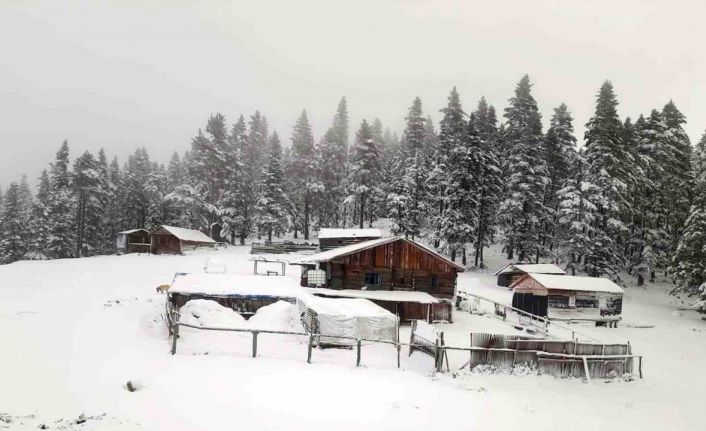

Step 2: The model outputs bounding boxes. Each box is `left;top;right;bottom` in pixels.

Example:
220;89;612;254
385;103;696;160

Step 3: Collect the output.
408;320;416;356
252;331;258;358
356;339;362;367
434;338;441;372
307;334;314;364
397;342;401;368
638;356;643;379
171;321;179;355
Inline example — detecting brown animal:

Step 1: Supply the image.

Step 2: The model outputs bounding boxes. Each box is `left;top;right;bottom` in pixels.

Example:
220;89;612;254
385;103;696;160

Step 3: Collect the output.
155;284;171;293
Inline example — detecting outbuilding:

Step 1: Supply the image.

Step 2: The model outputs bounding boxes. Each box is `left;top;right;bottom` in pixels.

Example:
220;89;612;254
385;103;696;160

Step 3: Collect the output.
494;263;566;287
510;273;624;322
116;229;150;254
292;236;465;322
168;273;301;318
150;225;216;255
317;228;383;251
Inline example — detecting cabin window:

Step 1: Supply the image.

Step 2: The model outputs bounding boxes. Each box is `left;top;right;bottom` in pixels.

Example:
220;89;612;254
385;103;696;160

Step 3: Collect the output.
431;275;438;290
364;272;381;285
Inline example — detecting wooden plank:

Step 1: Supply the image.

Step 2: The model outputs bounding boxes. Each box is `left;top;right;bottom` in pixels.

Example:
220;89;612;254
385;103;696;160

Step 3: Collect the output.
583;356;592;383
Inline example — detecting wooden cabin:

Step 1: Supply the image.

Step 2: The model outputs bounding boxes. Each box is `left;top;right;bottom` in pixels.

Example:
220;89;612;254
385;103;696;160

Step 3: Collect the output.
116;229;151;254
293;237;465;322
317;228;383;251
494;263;566;287
510;273;624;323
150;225;216;255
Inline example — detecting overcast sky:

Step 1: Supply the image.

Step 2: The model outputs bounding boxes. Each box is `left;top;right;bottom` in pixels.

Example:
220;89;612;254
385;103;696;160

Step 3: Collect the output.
1;0;705;188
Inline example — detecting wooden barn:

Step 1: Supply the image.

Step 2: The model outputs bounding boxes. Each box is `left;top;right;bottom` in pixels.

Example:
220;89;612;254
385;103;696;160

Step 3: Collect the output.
494;263;566;287
510;273;624;323
293;237;465;322
150;225;216;255
317;228;383;251
167;273;299;317
116;229;150;254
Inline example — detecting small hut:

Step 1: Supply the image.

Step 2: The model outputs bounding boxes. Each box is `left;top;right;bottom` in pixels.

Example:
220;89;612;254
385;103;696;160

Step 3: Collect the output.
168;273;301;317
317;228;383;251
116;229;151;254
493;263;566;287
510;273;624;321
150;225;215;255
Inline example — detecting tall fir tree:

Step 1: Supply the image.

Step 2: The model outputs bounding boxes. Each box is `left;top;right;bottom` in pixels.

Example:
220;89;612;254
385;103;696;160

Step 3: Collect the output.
255;133;290;241
47;140;76;259
349;120;381;228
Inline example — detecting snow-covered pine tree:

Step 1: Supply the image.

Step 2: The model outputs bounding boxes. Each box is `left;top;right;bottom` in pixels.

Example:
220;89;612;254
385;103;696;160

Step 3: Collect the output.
288;110;322;239
73;151;104;256
671;131;706;298
47;140;76;259
470;98;503;268
498;75;550;262
349;120;381;228
27;170;52;259
430;87;466;249
543;103;578;257
0;180;32;264
316;97;351;227
255;133;290;241
123;147;153;229
582;81;633;278
219;117;247;244
399;97;429;238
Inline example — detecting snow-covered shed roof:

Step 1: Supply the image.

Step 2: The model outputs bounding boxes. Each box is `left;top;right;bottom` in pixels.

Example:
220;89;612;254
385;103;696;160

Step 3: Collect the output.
317;228;383;239
307;287;440;304
152;225;215;243
169;273;302;298
493;263;566;276
118;228;148;235
512;273;624;294
300;295;396;317
293;237;465;271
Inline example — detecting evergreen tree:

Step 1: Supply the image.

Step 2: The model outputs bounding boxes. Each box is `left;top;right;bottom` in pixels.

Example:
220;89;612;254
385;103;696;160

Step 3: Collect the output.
288;110;322;239
0;181;32;264
399;97;429;238
47;140;76;259
498;75;549;262
219;116;249;244
255;133;290;241
27;170;52;259
349;120;381;228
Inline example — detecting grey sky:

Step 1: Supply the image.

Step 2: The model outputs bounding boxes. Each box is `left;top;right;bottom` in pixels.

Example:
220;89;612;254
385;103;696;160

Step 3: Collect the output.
1;0;705;188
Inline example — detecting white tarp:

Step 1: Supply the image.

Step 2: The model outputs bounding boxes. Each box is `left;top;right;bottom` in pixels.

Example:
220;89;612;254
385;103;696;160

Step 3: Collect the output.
298;295;398;345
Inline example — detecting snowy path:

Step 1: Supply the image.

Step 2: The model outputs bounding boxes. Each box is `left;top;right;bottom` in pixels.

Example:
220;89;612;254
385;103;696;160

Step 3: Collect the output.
1;248;705;430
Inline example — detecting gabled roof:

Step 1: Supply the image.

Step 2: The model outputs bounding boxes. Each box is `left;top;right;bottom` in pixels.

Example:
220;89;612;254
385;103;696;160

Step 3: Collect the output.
511;273;624;294
118;228;149;235
317;228;383;239
151;225;215;243
493;263;566;276
292;236;465;271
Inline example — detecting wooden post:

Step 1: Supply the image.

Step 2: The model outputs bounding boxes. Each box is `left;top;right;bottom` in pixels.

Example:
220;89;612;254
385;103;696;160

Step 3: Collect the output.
408;320;416;356
582;356;592;383
396;342;401;368
282;262;286;276
435;338;441;372
638;356;643;379
254;260;257;275
252;331;258;358
356;339;362;367
307;334;314;364
171;322;179;355
427;304;431;323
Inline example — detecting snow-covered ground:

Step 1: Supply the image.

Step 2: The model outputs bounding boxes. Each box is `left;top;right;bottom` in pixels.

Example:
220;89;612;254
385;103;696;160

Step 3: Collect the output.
1;246;705;430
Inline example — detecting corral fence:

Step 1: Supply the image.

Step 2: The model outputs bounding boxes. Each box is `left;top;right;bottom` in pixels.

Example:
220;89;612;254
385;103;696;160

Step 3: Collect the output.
463;332;642;381
164;301;642;381
250;242;318;254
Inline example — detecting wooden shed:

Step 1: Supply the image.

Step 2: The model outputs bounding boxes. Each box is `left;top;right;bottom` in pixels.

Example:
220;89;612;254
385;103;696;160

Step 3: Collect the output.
150;225;216;255
292;237;465;322
494;263;566;287
317;228;383;251
510;273;624;322
116;229;151;254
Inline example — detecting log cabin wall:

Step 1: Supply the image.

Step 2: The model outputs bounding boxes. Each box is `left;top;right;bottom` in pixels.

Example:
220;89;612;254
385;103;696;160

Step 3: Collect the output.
326;240;459;298
150;229;182;254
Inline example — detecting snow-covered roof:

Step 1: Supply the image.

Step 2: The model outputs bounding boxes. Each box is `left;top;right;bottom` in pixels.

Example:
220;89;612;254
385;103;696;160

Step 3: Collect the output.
118;228;148;235
493;263;566;276
169;273;302;298
307;287;440;304
153;225;216;243
514;273;624;294
317;228;383;239
300;296;395;317
293;237;465;271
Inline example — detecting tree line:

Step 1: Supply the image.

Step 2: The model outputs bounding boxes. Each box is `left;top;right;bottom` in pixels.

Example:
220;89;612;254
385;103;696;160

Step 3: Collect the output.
1;75;705;304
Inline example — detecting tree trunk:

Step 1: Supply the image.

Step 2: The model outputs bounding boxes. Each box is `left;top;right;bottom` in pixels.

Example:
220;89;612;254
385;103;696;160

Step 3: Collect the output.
268;229;272;242
304;191;310;240
637;273;644;286
650;270;655;283
451;249;456;262
359;192;365;228
462;248;466;266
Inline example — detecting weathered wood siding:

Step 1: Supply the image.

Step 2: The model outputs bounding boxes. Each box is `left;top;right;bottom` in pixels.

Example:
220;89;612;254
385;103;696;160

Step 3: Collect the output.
151;233;181;254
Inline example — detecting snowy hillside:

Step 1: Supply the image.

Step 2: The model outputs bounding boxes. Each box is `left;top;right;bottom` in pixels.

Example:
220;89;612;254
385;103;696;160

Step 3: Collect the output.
1;247;705;430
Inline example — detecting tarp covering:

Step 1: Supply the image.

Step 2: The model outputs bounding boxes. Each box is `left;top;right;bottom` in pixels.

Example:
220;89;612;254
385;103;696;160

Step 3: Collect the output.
298;296;398;344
